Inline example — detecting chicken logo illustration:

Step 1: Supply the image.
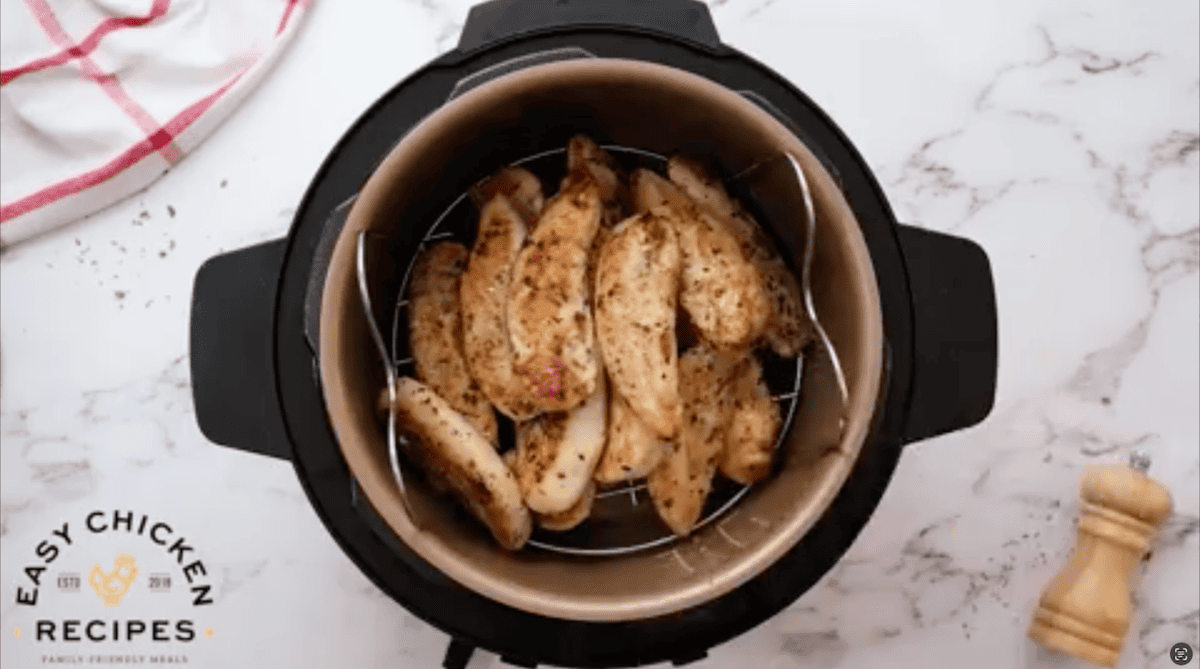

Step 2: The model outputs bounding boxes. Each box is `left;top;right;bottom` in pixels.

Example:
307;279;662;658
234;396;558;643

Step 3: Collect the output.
88;554;139;607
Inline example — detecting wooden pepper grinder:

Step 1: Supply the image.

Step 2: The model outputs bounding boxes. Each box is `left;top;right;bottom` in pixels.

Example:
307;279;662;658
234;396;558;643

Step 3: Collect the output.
1028;451;1174;667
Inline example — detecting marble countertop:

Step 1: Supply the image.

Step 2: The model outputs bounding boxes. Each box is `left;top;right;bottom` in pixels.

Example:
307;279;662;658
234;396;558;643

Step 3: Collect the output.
2;0;1197;667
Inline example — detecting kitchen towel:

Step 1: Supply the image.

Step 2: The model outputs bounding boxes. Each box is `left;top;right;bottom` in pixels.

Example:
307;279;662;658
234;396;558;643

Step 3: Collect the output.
0;0;312;247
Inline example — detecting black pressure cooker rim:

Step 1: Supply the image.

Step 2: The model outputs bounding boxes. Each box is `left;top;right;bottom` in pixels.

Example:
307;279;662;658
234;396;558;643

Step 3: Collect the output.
184;9;996;668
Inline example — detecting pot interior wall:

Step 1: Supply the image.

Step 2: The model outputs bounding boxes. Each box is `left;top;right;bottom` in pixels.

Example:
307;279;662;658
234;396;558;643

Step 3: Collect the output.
318;59;883;622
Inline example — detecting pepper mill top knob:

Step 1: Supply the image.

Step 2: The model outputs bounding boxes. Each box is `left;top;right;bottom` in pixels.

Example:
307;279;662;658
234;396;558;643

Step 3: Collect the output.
1080;451;1173;528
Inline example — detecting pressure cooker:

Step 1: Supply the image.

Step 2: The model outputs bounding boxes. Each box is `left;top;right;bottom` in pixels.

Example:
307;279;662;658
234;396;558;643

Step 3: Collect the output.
189;1;998;666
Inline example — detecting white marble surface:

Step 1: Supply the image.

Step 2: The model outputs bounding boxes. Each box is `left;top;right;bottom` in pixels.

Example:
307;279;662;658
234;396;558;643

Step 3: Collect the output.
2;0;1197;667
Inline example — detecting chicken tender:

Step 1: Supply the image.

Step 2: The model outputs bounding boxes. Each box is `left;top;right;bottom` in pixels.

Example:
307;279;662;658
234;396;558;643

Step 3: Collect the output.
564;135;628;228
536;480;596;532
594;389;670;484
631;169;769;352
470;165;545;227
718;353;782;485
647;344;739;537
408;242;499;446
391;377;532;550
568;136;629;296
666;156;812;357
507;170;604;413
460;195;540;421
594;208;683;440
511;377;608;515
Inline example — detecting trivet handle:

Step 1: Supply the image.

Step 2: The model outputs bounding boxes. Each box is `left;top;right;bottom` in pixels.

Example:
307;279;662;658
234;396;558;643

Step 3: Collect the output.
190;238;292;460
896;224;998;445
456;0;722;53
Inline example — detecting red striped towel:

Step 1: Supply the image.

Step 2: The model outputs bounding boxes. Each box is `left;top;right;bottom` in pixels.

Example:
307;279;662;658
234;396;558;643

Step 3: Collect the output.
0;0;312;247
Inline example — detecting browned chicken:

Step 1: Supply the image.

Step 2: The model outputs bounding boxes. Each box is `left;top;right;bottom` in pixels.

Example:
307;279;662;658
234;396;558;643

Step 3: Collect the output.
594;208;683;440
647;344;739;537
460;194;540;421
506;444;596;532
718;353;781;485
564;135;629;228
407;241;499;446
631;168;770;352
570;136;629;304
392;377;532;550
536;480;596;532
666;156;813;357
594;388;670;484
510;376;608;514
470;165;545;227
506;169;604;413
399;140;796;551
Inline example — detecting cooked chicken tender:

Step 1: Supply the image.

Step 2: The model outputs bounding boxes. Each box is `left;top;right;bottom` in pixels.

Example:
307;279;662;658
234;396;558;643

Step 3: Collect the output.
507;170;604;413
569;136;629;295
408;242;499;446
390;141;802;551
594;389;670;484
511;377;608;515
594;208;683;440
391;377;532;550
565;135;628;228
536;480;596;532
631;169;769;352
666;156;812;357
647;344;738;537
718;353;782;485
460;195;540;421
470;165;545;227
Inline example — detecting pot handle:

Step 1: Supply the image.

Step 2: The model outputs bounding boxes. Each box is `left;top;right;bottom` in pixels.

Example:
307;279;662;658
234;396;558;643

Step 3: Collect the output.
456;0;722;53
895;224;998;445
190;238;293;460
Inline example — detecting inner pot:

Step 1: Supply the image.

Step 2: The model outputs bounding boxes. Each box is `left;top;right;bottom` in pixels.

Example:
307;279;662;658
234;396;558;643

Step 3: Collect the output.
317;58;884;622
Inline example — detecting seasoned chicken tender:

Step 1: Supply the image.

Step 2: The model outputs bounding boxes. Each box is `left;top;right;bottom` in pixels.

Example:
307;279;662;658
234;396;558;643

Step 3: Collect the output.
507;170;604;413
664;156;749;231
594;389;670;484
536;480;595;532
470;165;545;227
569;136;629;294
647;344;739;537
511;377;608;514
460;195;540;421
567;135;619;173
666;156;812;357
631;169;770;352
594;209;683;440
564;135;628;228
757;258;811;359
408;242;498;446
391;377;532;550
719;353;782;485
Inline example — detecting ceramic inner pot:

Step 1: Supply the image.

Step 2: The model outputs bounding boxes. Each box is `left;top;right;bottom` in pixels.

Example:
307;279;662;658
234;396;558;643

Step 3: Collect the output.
315;58;884;623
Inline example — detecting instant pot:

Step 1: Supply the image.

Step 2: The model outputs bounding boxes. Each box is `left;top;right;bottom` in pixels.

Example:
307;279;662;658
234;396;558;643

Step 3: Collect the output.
189;1;998;666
